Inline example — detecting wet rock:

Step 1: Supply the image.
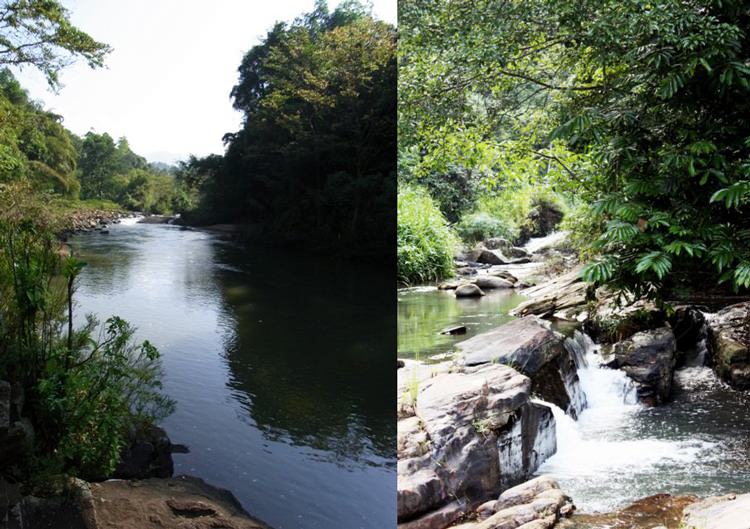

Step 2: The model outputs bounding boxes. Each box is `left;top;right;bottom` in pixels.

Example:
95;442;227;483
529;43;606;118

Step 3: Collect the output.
707;302;750;390
114;425;175;480
682;493;750;529
458;317;584;417
397;364;556;525
612;327;677;405
440;325;467;335
587;299;665;343
487;268;518;283
473;275;515;290
455;284;485;298
567;494;696;529
450;476;573;529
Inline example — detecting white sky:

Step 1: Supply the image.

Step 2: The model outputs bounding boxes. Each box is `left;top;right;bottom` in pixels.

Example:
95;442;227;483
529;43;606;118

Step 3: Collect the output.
13;0;397;164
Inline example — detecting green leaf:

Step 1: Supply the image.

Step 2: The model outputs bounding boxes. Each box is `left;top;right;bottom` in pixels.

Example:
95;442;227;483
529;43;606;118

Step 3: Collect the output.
634;251;672;279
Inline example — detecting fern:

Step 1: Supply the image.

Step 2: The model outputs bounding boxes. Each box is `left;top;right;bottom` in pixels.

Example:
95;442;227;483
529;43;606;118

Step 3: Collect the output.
581;258;615;283
710;181;750;209
634;251;672;279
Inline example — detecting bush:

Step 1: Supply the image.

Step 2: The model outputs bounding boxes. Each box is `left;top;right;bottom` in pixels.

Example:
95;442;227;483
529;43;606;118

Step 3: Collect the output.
398;185;458;284
456;212;515;243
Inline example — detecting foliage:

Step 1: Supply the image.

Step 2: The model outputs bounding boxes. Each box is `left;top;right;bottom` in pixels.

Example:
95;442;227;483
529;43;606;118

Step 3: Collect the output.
0;0;110;88
179;1;396;256
397;185;457;284
400;0;750;299
456;212;514;244
0;184;173;480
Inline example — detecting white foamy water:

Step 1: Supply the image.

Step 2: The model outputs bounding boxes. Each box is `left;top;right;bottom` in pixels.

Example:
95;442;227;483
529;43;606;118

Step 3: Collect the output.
523;230;570;253
536;331;722;511
118;215;143;226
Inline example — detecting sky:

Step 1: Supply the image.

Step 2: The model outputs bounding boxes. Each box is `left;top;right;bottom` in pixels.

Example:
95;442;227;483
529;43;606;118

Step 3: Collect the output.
13;0;397;164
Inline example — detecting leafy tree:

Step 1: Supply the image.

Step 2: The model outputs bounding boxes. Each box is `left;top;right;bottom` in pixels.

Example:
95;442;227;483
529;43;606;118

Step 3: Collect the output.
181;1;396;256
0;0;110;88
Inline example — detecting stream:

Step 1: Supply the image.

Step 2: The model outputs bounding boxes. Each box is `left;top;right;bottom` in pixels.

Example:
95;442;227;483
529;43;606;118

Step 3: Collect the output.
70;220;395;529
398;253;750;513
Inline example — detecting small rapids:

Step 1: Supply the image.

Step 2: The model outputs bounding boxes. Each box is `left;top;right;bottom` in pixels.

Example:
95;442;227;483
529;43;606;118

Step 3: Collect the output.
118;215;143;226
536;330;749;512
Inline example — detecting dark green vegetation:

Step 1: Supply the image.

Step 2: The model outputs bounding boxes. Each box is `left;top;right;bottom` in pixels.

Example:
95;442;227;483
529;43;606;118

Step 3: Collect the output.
0;0;173;488
177;1;396;256
398;0;750;299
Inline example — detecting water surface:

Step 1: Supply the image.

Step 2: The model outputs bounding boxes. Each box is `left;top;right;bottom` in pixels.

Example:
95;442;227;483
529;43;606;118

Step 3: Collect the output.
70;222;395;529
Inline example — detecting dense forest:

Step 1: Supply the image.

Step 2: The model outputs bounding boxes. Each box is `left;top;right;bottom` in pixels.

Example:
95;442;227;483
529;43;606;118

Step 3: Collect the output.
398;0;750;300
0;67;181;213
177;1;397;256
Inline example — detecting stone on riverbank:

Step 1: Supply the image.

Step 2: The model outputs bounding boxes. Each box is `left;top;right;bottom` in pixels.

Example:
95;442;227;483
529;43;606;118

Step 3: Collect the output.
612;327;677;405
397;363;556;528
458;317;585;417
682;493;750;529
12;475;271;529
450;476;574;529
707;302;750;390
114;424;175;480
511;267;589;321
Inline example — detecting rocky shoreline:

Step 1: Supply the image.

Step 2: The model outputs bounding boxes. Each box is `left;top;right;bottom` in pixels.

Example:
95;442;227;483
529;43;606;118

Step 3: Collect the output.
398;232;750;529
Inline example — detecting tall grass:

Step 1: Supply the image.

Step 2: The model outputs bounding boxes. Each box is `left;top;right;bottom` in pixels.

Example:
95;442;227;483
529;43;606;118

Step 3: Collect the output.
398;185;458;284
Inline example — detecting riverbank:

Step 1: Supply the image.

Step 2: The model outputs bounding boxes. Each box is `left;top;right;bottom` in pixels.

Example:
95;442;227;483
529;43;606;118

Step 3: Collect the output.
397;232;750;529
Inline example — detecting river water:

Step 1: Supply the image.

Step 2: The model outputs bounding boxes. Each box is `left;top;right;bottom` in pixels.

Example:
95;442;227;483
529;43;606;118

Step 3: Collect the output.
398;283;750;513
70;221;395;529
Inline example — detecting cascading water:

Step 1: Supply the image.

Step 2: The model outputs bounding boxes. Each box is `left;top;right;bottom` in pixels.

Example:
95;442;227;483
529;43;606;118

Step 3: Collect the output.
535;330;741;512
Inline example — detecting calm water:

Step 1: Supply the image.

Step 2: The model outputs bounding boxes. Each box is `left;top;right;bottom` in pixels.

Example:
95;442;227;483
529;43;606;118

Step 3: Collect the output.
70;222;395;529
400;288;750;513
397;286;525;360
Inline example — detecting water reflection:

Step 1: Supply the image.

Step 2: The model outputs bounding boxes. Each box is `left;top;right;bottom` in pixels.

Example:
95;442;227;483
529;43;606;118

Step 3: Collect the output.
70;224;395;529
398;286;526;359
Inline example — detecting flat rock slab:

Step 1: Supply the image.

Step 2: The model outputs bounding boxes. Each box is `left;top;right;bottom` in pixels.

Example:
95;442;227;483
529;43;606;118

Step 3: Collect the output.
683;493;750;529
458;317;562;373
85;476;272;529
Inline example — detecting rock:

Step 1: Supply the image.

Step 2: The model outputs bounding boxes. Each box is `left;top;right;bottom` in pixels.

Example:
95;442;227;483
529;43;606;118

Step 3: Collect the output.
587;298;666;343
397;364;556;524
474;275;515;290
455;284;485;298
477;249;509;265
487;268;518;283
448;476;573;529
0;381;10;430
571;494;697;529
517;201;564;243
612;327;677;405
707;302;750;390
440;325;467;335
512;267;590;321
26;475;272;529
483;238;513;251
456;266;478;277
398;359;406;369
114;425;175;480
437;279;461;290
458;317;585;417
683;493;750;529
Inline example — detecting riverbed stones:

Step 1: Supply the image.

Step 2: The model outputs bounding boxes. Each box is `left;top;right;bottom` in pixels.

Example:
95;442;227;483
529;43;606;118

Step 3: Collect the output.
612;327;677;405
707;302;750;390
397;363;556;528
457;317;584;416
477;249;509;265
456;284;485;298
682;493;750;529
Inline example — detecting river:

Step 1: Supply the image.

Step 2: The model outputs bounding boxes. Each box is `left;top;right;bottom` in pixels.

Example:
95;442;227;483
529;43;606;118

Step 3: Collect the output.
70;220;395;529
398;278;750;514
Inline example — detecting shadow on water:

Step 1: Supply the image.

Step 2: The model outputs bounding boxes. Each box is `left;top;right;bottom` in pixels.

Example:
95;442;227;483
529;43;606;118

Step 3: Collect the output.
69;224;395;529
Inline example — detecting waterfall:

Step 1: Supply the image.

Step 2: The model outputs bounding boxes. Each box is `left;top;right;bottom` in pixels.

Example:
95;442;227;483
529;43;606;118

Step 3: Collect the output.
119;215;144;226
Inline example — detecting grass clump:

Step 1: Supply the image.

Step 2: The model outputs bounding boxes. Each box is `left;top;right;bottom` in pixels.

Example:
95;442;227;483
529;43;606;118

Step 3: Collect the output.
398;185;458;285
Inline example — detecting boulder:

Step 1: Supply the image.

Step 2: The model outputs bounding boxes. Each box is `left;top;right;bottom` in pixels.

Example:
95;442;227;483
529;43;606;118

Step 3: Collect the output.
612;327;677;405
455;284;485;298
682;493;750;529
397;363;556;526
487;268;518;283
512;267;590;321
477;249;509;265
474;275;515;290
447;476;574;529
457;317;585;417
437;279;461;290
707;302;750;390
114;425;176;480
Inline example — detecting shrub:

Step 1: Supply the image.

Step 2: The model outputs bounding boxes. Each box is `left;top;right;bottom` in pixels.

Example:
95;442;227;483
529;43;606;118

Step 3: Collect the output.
398;185;458;284
456;212;515;243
